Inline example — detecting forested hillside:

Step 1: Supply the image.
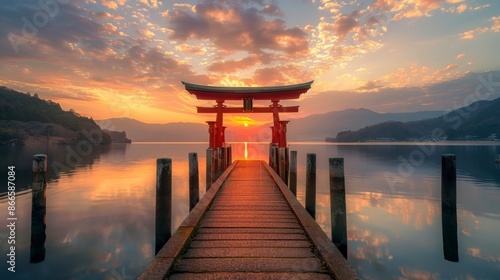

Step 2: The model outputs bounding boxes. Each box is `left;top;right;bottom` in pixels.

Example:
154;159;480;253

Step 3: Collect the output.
0;86;129;144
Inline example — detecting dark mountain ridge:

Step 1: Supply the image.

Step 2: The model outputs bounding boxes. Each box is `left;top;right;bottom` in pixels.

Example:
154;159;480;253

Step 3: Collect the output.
0;86;129;145
332;98;500;142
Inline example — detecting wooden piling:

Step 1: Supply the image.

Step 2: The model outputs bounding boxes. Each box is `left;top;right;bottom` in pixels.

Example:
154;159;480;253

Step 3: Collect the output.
227;145;232;167
189;153;199;212
156;158;172;255
221;147;226;171
442;205;459;262
285;147;290;185
268;144;272;166
214;148;220;180
206;148;213;190
289;151;297;196
441;154;459;262
329;158;347;259
216;148;223;178
305;153;316;219
441;154;456;209
279;147;287;185
32;154;47;190
270;145;277;172
31;155;47;263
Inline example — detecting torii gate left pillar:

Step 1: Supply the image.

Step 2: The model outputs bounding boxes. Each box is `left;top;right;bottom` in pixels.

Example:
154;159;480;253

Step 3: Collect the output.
207;102;227;149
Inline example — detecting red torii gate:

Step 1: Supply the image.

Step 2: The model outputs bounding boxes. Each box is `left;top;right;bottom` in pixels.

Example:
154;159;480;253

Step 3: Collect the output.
182;80;314;149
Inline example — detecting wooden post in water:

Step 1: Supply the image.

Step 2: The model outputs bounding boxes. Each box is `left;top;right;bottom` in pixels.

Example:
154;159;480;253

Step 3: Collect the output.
268;143;272;166
270;145;277;172
441;154;459;262
31;154;47;263
189;153;199;211
289;151;297;196
441;154;456;208
329;158;348;259
227;145;232;166
206;148;213;190
285;147;290;185
217;148;224;178
279;147;287;184
32;154;47;188
305;153;316;219
220;147;226;172
156;158;171;255
214;148;220;180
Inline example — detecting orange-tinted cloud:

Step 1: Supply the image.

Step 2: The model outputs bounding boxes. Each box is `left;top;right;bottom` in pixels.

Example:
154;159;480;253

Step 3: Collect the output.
459;27;488;39
459;15;500;39
491;16;500;32
165;0;309;64
207;54;270;72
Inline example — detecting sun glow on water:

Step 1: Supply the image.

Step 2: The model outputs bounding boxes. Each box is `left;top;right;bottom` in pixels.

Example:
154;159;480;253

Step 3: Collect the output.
244;142;248;159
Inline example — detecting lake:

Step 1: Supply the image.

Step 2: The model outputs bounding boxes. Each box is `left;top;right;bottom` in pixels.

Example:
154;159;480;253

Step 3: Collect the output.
1;142;500;279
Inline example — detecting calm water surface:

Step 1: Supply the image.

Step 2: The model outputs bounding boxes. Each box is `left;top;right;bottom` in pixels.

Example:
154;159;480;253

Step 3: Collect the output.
1;142;499;279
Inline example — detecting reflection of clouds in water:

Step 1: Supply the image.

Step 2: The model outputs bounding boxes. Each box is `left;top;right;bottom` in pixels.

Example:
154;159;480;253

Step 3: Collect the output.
466;247;500;262
348;192;439;230
43;154;159;278
399;266;440;280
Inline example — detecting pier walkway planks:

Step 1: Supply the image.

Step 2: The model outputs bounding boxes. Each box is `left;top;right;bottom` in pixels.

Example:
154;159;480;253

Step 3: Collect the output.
139;160;357;280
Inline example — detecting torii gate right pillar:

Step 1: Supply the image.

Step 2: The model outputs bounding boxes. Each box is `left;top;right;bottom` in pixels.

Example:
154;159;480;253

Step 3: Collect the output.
271;101;290;148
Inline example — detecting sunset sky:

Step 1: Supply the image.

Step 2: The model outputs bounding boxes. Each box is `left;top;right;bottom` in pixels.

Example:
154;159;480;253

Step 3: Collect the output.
1;0;499;126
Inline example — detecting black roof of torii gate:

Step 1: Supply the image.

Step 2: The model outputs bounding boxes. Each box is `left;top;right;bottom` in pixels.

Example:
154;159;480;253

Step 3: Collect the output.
182;81;314;100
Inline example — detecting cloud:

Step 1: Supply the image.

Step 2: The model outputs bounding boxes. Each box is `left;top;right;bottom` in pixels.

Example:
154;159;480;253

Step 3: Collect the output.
207;55;269;72
455;53;465;60
175;44;207;55
261;4;284;16
356;80;384;92
433;63;458;76
456;3;467;14
139;0;159;9
371;0;442;21
331;14;359;41
459;27;488;39
459;16;500;39
251;65;313;85
491;16;500;32
136;29;155;38
299;71;500;115
165;0;309;59
0;2;110;57
90;11;125;20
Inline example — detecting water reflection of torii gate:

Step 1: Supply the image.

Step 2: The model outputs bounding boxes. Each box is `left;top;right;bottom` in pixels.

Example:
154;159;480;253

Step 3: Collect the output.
182;80;313;186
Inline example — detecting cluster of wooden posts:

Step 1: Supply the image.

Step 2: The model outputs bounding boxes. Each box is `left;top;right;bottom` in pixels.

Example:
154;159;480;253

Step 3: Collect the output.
155;150;459;260
268;144;290;185
155;147;233;253
205;145;232;188
270;149;349;258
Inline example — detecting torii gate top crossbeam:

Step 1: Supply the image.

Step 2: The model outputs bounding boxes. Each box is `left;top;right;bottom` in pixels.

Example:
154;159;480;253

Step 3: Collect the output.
182;81;313;100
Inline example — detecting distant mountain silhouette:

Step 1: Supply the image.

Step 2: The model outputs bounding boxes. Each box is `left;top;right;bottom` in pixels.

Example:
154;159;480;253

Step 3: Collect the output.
332;97;500;142
285;109;445;141
98;109;445;142
95;118;208;142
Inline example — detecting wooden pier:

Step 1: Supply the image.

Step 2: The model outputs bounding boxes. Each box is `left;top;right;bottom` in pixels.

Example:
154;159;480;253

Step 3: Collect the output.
140;160;357;279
